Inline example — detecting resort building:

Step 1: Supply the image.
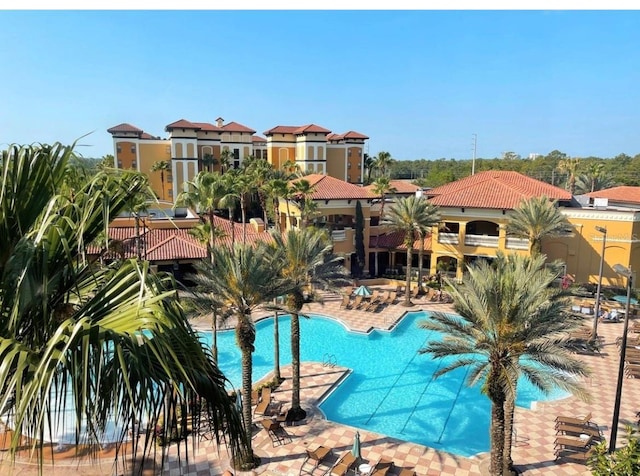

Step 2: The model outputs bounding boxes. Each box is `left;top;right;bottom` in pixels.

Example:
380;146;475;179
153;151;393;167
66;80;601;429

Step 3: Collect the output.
107;120;369;202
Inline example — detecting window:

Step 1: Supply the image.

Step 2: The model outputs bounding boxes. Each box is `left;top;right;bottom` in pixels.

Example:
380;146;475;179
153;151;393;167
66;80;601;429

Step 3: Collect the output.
347;163;351;169
167;175;173;183
168;189;173;197
132;160;137;168
130;145;136;153
117;161;122;168
116;145;122;153
348;149;352;157
233;148;240;160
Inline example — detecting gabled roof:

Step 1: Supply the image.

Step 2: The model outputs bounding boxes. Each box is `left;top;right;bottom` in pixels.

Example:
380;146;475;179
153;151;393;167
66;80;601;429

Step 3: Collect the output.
165;119;199;131
426;171;572;210
193;122;223;132
290;174;374;200
140;132;161;140
341;130;369;140
221;121;256;133
264;124;331;136
585;186;640;205
252;135;267;143
364;180;420;195
145;231;208;261
107;123;143;134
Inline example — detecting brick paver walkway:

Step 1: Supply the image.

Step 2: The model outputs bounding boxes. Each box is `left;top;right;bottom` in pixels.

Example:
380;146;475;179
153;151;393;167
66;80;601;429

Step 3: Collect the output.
3;286;640;476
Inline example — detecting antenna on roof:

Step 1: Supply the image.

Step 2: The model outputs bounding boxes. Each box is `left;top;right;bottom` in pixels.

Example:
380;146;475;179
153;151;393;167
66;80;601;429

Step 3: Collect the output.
471;133;477;176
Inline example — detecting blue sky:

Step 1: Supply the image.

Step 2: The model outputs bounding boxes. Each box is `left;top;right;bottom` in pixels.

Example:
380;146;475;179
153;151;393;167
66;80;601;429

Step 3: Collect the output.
1;10;639;160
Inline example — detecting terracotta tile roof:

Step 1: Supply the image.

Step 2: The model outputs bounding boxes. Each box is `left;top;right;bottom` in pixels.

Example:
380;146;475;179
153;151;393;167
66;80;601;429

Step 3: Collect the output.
264;124;332;136
145;231;208;261
140;132;160;140
290;174;375;200
326;133;342;141
221;121;256;133
364;180;421;195
107;123;143;134
426;171;572;209
585;186;640;205
369;232;432;251
341;130;369;140
165;119;199;131
193;122;223;132
252;135;267;143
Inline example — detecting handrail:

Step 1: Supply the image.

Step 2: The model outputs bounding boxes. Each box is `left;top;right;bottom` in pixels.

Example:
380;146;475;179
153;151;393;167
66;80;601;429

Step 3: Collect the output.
322;353;337;368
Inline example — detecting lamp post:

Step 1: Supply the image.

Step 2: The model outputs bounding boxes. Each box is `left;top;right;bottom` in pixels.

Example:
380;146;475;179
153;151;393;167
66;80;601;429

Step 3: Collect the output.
591;226;607;341
609;263;633;453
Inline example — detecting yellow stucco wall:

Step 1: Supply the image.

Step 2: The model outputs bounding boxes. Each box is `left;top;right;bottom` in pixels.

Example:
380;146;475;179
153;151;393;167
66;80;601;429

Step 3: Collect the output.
115;141;136;170
139;142;171;198
326;147;346;181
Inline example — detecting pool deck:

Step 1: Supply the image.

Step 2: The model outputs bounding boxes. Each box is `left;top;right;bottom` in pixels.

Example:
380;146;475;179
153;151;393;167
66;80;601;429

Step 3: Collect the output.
3;287;640;475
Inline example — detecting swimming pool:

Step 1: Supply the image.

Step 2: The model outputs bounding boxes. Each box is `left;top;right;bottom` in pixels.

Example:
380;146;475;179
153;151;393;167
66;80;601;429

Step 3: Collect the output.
202;311;568;457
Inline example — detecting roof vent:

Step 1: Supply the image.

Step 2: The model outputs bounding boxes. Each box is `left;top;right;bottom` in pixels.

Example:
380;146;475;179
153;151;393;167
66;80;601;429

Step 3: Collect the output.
593;197;609;209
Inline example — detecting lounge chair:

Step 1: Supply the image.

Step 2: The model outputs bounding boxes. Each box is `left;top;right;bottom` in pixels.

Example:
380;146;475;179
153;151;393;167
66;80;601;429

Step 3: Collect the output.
555;412;592;428
300;445;332;473
339;295;352;309
343;286;354;297
411;286;419;298
259;418;291;447
555;447;595;463
352;295;364;310
369;457;393;475
328;451;357;476
556;422;602;440
385;291;397;305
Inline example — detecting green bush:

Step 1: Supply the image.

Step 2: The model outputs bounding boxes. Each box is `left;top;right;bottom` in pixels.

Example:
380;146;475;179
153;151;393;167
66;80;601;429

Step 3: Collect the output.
588;426;640;475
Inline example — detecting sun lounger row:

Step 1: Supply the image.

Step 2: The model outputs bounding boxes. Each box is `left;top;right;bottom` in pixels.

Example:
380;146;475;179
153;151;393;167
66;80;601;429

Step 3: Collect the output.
301;446;417;476
339;291;398;310
554;412;601;464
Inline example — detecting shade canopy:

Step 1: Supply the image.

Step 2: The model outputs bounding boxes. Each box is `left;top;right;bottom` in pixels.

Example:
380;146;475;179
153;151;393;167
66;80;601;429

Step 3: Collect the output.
353;285;372;297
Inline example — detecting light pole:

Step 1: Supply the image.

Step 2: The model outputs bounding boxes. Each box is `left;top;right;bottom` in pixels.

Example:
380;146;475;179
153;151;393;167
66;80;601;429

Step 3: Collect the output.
591;226;607;341
609;263;633;453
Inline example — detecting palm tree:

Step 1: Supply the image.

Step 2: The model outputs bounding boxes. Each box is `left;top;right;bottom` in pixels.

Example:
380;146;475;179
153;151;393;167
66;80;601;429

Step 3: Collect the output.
202;152;217;172
189;242;290;467
263;177;289;232
220;172;240;246
382;196;440;306
0;143;245;468
244;156;275;227
290;179;316;229
557;157;581;195
506;196;572;256
151;160;170;200
270;228;350;420
418;252;589;476
124;174;155;260
188;221;227;260
574;163;616;194
375;151;394;177
371;176;396;220
176;171;226;263
363;153;377;184
220;149;233;174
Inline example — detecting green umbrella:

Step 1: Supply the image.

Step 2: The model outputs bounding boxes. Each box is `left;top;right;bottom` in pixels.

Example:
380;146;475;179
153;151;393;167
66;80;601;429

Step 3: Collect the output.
351;431;361;460
354;285;372;297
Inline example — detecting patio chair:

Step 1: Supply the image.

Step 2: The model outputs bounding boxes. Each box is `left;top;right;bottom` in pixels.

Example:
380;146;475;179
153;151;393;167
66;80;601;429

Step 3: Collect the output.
328;451;357;476
259;418;291;447
299;445;332;473
353;295;364;310
556;422;602;441
411;286;419;298
384;291;397;305
339;295;352;309
555;447;595;463
369;457;393;475
343;286;354;297
555;412;592;429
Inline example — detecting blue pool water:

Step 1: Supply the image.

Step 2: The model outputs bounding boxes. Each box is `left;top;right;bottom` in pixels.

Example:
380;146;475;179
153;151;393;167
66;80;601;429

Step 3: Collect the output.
202;311;568;457
612;295;638;305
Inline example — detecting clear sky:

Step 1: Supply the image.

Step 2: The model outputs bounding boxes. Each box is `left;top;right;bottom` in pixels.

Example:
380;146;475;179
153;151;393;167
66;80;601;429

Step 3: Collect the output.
1;10;639;161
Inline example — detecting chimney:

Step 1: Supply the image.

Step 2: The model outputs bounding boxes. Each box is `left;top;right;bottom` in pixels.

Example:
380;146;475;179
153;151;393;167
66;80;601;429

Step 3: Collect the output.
216;117;224;128
249;218;265;233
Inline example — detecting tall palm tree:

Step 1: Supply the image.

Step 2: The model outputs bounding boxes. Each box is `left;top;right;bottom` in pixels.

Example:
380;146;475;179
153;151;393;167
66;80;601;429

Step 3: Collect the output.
219;149;233;174
418;252;589;476
220;172;240;246
124;174;155;260
371;176;396;220
151;159;170;200
202;152;217;173
574;163;616;194
263;177;289;232
244;156;275;227
176;171;225;263
375;151;394;177
0;143;245;468
270;228;350;420
382;196;440;306
363;153;377;185
190;242;290;467
290;179;316;229
557;157;581;195
506;196;572;256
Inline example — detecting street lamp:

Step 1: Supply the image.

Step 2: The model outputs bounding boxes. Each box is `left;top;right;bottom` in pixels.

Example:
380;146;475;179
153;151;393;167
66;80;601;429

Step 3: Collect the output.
591;226;607;341
609;263;633;453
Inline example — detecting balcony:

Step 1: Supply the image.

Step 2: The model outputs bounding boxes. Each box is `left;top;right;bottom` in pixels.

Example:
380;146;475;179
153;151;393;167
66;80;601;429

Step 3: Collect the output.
464;235;499;248
438;232;459;244
506;237;529;250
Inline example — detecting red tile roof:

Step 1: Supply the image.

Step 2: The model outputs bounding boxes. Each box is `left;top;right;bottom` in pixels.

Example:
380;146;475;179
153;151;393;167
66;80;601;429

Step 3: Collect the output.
341;130;369;140
252;135;267;143
140;132;160;140
364;180;420;195
369;232;432;251
290;174;375;200
326;133;341;141
426;171;572;210
107;123;143;134
193;122;223;132
221;121;256;133
145;231;208;261
585;186;640;205
165;119;199;131
264;124;331;136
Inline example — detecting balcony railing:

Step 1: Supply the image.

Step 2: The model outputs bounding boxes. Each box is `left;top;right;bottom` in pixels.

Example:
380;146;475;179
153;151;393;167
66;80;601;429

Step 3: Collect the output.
331;230;347;241
464;235;499;248
506;237;529;250
438;232;459;244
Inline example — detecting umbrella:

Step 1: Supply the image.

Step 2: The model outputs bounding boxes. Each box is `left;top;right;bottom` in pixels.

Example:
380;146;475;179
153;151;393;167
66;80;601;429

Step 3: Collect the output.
353;285;372;297
351;431;361;460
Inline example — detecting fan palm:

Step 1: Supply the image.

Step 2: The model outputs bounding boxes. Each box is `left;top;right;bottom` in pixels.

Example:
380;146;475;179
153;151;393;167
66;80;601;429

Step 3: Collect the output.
557;157;581;195
150;160;170;200
269;228;350;420
418;252;590;475
189;242;290;466
0;143;245;471
506;196;572;256
382;196;440;306
371;176;396;220
375;151;394;177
